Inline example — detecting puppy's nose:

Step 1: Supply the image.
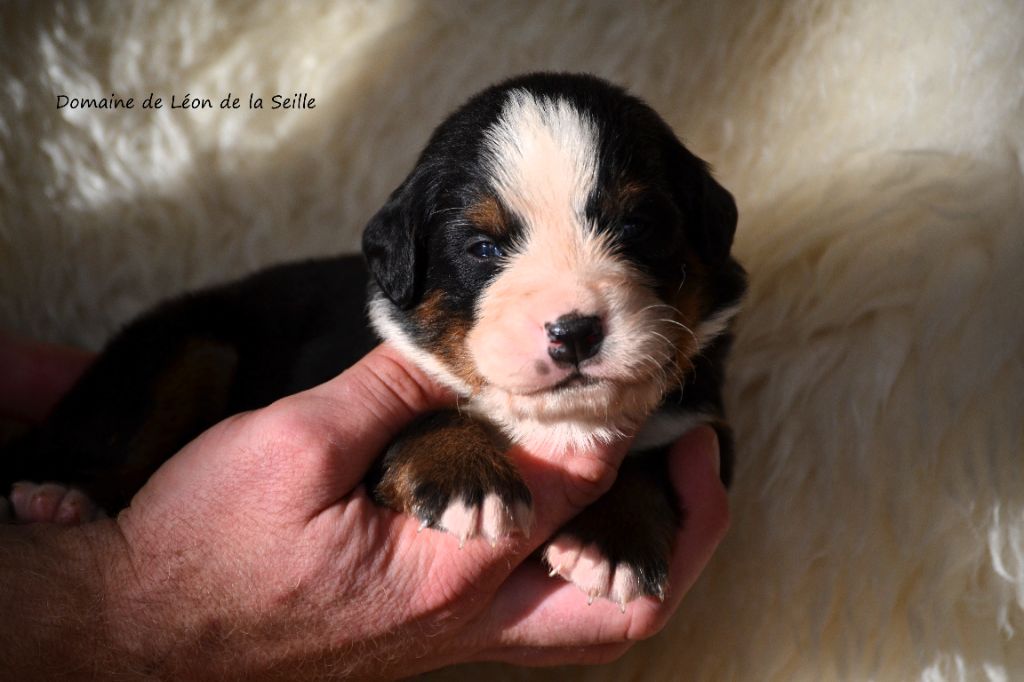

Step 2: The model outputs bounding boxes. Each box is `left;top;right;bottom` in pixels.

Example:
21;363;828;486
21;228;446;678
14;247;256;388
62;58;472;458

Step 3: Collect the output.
545;314;604;365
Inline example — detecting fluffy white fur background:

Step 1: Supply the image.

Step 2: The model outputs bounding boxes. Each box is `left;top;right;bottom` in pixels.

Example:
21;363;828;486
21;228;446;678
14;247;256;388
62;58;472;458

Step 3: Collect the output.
2;1;1023;679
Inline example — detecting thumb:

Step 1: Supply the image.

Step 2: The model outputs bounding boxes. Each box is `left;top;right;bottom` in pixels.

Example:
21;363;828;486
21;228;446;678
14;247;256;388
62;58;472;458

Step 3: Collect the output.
121;344;452;527
287;343;454;491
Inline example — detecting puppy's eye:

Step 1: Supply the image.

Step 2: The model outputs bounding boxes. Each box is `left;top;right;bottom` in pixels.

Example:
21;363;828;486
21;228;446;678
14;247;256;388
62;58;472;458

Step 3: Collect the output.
466;238;504;260
621;217;652;241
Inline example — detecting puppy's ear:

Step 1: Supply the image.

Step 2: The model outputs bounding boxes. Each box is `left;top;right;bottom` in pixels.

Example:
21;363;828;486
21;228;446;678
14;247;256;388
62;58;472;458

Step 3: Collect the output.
362;171;433;309
693;168;738;263
668;144;738;264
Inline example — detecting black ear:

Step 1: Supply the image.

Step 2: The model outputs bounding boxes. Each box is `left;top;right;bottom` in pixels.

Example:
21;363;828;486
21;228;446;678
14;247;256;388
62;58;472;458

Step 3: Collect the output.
362;171;432;309
693;167;738;263
668;144;738;264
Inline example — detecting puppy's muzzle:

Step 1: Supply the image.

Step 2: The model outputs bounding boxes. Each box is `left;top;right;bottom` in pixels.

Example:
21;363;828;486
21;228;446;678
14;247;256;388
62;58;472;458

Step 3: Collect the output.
545;313;603;366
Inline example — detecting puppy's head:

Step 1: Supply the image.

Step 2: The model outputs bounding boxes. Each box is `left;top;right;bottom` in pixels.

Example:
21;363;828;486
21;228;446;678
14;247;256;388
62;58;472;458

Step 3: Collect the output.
365;73;745;449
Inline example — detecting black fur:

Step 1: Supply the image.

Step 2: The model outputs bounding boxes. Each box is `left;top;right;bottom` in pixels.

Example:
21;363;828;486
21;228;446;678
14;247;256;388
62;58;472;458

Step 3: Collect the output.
1;256;375;510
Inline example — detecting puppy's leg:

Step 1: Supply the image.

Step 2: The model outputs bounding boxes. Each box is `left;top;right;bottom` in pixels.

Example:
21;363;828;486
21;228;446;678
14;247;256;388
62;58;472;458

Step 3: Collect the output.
372;411;532;545
2;336;237;515
542;451;678;610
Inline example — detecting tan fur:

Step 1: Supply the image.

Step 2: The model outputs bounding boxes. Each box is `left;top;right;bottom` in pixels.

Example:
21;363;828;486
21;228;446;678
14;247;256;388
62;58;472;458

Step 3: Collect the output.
465;195;511;238
412;290;484;391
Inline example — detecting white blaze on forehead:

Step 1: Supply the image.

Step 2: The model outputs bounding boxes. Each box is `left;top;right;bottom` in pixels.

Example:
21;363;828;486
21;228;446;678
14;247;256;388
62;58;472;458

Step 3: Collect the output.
477;89;619;314
455;90;686;451
470;91;624;394
483;90;600;242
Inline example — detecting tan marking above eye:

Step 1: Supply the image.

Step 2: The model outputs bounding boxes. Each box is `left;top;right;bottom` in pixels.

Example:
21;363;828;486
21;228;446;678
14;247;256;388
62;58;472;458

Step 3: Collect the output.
465;195;509;238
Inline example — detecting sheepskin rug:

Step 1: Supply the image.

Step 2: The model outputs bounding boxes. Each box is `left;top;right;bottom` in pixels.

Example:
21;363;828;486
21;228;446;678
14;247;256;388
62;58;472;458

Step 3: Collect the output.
2;1;1022;679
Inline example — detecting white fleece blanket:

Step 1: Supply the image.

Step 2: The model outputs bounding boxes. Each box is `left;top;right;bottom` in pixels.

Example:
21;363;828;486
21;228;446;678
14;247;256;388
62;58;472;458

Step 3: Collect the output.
2;2;1022;680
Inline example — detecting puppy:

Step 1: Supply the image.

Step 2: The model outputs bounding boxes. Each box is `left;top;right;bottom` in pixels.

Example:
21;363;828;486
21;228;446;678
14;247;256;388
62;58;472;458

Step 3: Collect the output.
1;73;746;607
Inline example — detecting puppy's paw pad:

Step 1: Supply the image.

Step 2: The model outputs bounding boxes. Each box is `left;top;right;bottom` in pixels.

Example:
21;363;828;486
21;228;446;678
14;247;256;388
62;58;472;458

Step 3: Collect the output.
425;491;533;545
9;482;104;525
543;535;662;610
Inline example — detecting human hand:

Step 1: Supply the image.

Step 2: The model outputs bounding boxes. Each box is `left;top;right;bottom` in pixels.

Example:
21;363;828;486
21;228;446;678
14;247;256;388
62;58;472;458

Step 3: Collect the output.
1;340;728;678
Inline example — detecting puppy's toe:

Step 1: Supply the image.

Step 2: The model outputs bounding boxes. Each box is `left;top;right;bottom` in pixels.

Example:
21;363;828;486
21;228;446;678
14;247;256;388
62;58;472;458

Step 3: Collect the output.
54;487;104;524
9;482;104;525
10;482;63;522
423;489;533;546
543;533;665;611
481;492;533;542
435;492;532;544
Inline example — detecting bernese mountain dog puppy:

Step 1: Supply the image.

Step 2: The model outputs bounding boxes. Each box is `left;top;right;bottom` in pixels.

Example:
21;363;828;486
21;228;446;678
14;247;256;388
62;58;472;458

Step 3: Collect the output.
1;73;746;608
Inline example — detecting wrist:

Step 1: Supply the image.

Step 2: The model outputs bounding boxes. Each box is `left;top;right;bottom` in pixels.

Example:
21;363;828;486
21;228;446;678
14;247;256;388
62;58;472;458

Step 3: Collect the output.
0;520;136;677
105;510;299;681
85;517;175;678
0;517;212;679
99;515;228;679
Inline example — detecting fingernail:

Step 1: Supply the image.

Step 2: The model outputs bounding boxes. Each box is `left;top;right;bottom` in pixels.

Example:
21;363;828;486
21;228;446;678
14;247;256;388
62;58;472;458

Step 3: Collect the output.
709;429;721;478
708;429;721;478
686;425;720;477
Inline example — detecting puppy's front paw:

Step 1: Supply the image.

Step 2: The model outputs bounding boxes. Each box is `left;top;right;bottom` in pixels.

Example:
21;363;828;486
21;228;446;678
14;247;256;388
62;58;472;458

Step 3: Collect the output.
373;411;533;545
542;454;677;610
7;482;105;525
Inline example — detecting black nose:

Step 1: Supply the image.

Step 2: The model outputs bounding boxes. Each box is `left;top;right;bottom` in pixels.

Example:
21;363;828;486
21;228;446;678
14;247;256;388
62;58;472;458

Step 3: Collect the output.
545;314;604;366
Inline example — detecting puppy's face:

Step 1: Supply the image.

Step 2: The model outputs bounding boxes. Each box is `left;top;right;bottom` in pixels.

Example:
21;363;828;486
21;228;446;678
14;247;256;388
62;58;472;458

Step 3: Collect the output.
365;74;744;449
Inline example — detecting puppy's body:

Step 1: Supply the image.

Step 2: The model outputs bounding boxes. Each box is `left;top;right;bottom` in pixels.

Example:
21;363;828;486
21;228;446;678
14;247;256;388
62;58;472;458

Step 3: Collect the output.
2;74;746;606
2;256;377;510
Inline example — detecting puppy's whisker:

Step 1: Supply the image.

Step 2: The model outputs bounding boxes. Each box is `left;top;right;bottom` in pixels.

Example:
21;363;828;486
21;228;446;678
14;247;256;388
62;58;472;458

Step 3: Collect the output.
639;302;682;314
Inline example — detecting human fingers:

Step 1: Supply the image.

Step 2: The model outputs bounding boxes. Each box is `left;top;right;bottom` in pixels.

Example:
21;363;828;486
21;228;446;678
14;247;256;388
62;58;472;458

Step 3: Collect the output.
510;437;633;548
246;342;455;501
656;426;730;617
479;640;633;667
